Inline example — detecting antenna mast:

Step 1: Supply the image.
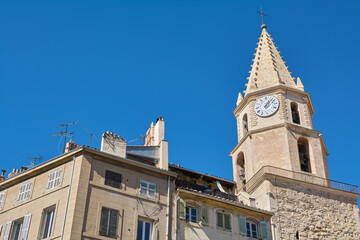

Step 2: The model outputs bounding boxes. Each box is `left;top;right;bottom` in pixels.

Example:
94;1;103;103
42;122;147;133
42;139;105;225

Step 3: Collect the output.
28;155;43;168
51;121;78;152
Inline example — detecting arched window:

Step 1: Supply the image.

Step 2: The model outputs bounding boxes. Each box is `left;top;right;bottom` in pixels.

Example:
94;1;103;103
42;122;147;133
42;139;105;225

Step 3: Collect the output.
291;102;300;124
246;220;258;238
186;205;198;223
242;114;248;135
237;152;246;184
216;209;232;231
298;138;311;173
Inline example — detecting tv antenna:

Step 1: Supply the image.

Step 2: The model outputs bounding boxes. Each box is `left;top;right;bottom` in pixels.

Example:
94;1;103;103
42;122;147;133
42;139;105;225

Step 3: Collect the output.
81;125;100;147
28;155;43;168
51;121;78;153
129;135;145;145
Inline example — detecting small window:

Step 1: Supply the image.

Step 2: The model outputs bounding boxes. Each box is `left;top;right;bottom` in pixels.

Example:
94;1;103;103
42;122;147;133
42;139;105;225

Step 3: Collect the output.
0;192;5;210
243;114;248;135
136;220;152;240
99;207;118;238
216;210;231;231
8;214;31;240
246;221;258;238
105;170;122;189
186;205;198;223
17;182;32;203
47;169;62;190
140;180;156;198
41;207;55;239
291;102;300;124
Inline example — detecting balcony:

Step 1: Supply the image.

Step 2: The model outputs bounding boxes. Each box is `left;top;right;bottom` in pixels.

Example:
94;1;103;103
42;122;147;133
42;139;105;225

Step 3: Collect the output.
175;179;238;202
242;166;359;194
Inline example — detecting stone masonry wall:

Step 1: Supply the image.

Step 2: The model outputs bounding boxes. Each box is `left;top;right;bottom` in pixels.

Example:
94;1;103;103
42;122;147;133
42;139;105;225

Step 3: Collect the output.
270;180;360;240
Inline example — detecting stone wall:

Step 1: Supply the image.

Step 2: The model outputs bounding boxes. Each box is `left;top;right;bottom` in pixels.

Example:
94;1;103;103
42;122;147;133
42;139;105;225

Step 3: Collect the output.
270;180;360;240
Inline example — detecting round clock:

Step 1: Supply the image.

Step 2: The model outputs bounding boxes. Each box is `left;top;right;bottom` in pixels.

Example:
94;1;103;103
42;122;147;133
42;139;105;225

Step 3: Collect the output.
254;95;279;117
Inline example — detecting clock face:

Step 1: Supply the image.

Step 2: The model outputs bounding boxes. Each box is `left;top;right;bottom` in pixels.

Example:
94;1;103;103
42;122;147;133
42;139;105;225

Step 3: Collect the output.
254;95;279;117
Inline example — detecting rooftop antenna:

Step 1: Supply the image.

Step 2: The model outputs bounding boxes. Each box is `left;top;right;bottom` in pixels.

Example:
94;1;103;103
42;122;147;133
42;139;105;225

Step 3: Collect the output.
129;135;145;145
51;121;78;153
28;155;43;168
81;125;100;147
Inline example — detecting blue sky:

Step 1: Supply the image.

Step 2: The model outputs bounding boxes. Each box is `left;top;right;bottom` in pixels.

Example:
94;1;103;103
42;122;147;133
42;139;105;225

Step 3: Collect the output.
1;0;359;199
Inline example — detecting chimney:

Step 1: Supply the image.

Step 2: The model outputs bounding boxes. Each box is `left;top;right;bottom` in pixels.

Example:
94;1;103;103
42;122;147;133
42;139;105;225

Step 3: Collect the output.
144;117;165;147
101;131;127;158
0;170;6;181
65;140;79;153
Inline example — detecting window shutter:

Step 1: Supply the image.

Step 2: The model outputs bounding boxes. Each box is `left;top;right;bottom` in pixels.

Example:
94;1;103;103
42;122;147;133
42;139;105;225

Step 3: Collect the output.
108;210;118;238
238;215;247;235
54;169;62;187
224;214;231;231
260;221;268;240
177;198;186;219
19;214;32;240
200;205;209;225
100;208;109;235
24;182;32;200
18;184;26;202
3;221;12;240
216;212;223;228
0;193;4;210
47;172;55;189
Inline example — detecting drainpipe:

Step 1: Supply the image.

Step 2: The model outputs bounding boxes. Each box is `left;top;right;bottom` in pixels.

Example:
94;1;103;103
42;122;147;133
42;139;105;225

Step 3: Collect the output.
166;176;170;240
61;155;76;240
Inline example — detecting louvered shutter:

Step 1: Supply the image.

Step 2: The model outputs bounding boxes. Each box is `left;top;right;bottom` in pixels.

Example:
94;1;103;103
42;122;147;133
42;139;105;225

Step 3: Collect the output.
108;210;118;238
47;172;55;189
3;221;12;240
260;221;268;240
177;198;186;219
18;184;26;202
200;205;209;225
100;208;109;235
54;169;62;188
238;215;247;235
216;212;223;228
0;193;4;209
224;214;231;231
24;182;32;200
19;214;32;240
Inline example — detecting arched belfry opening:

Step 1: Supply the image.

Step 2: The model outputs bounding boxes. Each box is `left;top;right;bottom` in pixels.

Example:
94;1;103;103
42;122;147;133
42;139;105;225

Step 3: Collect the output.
291;102;300;124
237;152;246;184
242;114;248;136
298;138;311;173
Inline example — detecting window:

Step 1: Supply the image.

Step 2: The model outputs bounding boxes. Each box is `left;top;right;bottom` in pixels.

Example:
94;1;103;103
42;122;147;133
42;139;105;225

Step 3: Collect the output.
186;205;198;223
246;221;258;238
105;170;122;189
140;180;156;198
216;210;231;231
243;114;248;135
17;182;32;203
298;138;311;173
41;207;55;239
99;207;118;238
0;192;5;210
136;220;152;240
47;169;62;190
3;214;32;240
291;102;300;124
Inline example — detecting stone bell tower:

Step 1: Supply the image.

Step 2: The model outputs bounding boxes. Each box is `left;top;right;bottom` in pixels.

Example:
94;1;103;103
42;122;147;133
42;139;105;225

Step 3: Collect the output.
231;23;360;239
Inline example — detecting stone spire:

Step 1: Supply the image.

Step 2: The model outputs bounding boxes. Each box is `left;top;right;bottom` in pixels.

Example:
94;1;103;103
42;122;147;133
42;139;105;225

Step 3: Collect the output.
244;25;296;95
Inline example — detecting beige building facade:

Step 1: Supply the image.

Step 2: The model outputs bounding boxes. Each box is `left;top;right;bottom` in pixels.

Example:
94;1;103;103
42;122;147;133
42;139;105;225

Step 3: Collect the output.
231;24;360;239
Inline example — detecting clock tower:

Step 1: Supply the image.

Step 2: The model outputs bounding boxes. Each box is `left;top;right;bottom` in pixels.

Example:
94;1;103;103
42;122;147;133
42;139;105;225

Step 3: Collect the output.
231;24;360;239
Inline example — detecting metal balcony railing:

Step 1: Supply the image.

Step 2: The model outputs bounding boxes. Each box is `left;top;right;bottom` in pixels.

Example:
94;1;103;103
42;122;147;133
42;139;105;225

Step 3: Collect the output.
175;179;238;202
242;166;359;194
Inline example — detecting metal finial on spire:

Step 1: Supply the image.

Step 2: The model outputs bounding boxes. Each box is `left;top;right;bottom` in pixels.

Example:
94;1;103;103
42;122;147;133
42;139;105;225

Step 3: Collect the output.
257;8;268;29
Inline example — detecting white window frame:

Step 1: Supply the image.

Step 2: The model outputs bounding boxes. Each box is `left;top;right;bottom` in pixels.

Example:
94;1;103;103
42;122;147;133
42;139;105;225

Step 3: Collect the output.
41;207;55;239
137;219;153;240
0;192;5;210
139;180;156;198
46;169;62;190
185;205;198;223
17;182;32;203
246;220;259;238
